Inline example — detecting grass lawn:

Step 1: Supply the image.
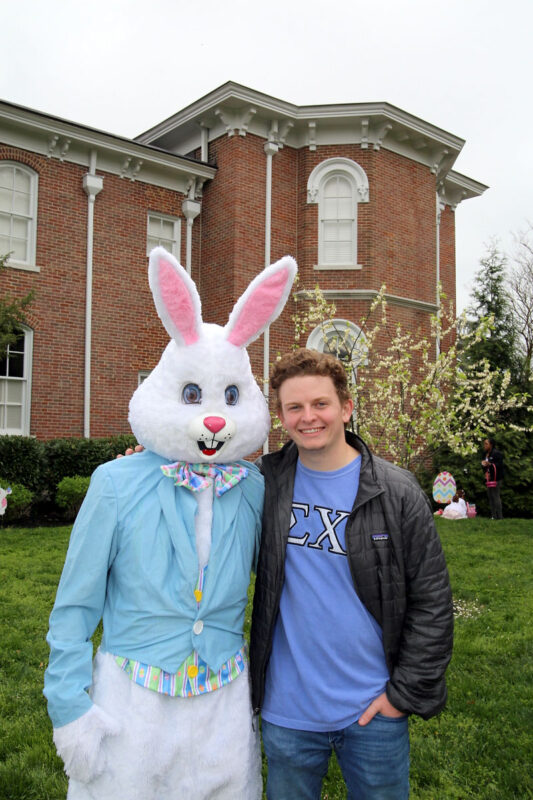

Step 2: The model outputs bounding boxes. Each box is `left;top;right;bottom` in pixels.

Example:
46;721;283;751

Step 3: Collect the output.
0;518;531;799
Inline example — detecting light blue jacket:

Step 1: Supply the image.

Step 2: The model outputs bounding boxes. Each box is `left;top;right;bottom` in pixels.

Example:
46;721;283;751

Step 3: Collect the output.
44;450;264;728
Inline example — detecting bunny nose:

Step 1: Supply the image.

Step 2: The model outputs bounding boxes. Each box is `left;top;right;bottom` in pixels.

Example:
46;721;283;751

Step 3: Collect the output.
203;416;226;433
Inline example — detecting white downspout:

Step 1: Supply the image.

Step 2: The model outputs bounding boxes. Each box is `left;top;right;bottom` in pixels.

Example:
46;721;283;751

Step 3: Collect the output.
82;151;103;438
436;193;444;358
263;139;279;454
182;181;202;276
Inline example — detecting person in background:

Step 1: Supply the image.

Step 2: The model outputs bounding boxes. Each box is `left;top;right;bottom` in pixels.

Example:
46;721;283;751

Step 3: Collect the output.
481;437;504;519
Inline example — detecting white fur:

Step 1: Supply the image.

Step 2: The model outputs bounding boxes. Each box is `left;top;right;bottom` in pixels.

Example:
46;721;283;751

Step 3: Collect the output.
53;704;121;784
64;652;261;800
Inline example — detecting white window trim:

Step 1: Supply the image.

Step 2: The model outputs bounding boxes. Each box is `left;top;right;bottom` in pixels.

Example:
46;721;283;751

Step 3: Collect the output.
307;158;369;270
0;162;39;271
138;369;151;385
0;325;33;436
146;212;181;258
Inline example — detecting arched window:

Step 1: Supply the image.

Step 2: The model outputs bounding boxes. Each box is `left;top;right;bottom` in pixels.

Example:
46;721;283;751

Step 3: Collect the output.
0;327;33;435
307;158;369;270
307;318;368;372
0;162;39;267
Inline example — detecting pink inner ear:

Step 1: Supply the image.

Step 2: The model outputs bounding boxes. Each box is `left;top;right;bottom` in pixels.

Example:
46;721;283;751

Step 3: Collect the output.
159;260;199;345
227;267;290;347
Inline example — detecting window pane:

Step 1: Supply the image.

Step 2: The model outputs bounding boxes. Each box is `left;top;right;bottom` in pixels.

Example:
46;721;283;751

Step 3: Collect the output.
336;177;352;197
148;218;160;236
323;221;339;242
336;221;353;240
14;169;31;193
13;217;29;238
11;238;28;261
13;191;31;216
160;220;174;238
0;187;12;212
6;405;22;429
12;333;25;352
0;378;5;397
0;406;4;427
7;381;22;403
338;198;354;219
323;198;338;219
0;213;10;234
0;235;10;254
8;352;24;378
147;235;159;253
0;167;13;190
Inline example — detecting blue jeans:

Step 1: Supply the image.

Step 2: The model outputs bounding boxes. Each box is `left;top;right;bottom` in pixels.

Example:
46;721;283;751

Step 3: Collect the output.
262;715;410;800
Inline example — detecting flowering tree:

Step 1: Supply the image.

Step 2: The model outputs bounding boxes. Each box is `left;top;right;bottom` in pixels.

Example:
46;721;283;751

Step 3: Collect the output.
290;285;531;472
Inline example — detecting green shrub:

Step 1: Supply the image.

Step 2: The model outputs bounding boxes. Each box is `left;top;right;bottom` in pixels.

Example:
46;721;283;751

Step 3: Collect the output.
43;434;137;495
0;478;33;522
0;436;45;491
56;475;91;519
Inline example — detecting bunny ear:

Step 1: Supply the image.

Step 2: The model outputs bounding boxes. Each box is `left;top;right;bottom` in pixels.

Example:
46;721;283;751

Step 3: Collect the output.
148;247;202;346
224;256;297;348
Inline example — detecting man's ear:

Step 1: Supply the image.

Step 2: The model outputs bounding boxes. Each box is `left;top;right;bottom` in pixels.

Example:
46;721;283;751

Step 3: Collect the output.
342;398;354;423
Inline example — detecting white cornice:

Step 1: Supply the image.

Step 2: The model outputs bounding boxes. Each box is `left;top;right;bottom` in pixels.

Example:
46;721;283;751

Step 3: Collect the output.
135;81;466;181
295;288;439;314
439;170;488;209
0;100;216;194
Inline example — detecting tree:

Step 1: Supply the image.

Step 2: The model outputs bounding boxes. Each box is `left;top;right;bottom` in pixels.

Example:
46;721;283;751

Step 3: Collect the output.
0;253;34;358
462;241;519;383
290;284;531;475
508;224;533;381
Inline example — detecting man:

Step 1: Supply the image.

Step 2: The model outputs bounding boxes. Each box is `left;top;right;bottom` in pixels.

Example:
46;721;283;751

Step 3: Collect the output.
481;437;504;519
250;349;453;800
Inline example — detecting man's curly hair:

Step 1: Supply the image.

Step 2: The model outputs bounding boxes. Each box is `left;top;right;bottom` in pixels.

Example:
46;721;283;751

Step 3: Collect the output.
271;348;351;409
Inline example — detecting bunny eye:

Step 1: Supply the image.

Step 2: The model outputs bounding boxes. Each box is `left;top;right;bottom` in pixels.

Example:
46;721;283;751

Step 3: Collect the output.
225;385;239;405
182;383;202;404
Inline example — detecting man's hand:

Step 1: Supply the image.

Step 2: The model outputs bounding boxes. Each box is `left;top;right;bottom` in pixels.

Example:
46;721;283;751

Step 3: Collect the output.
358;692;405;726
116;444;144;459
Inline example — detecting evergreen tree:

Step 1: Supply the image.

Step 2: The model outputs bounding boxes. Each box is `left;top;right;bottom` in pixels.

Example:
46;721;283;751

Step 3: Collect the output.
462;241;519;382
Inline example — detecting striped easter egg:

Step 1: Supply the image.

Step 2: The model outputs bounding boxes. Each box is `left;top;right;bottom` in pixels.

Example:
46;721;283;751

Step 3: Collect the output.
432;471;456;504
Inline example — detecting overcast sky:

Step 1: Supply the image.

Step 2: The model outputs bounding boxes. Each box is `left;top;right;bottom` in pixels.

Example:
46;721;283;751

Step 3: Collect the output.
2;0;531;312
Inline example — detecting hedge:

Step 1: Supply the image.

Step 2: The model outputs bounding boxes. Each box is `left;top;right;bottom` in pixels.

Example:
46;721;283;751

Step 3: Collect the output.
56;475;91;519
0;434;137;509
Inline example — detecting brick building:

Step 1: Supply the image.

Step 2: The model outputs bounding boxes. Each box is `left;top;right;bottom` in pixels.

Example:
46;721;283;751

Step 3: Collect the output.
0;82;486;443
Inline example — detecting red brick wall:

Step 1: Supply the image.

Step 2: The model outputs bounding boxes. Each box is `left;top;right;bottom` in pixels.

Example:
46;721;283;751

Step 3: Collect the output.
0;145;187;439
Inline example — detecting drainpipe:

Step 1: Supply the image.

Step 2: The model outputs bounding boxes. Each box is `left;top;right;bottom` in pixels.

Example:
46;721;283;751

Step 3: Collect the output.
263;138;279;454
436;192;445;358
82;151;103;438
182;181;202;275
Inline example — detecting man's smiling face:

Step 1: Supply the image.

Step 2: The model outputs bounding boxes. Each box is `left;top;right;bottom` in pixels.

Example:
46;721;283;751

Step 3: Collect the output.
277;374;354;468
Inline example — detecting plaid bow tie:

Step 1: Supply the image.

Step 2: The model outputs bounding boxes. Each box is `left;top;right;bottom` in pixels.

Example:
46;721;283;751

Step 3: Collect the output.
161;461;248;497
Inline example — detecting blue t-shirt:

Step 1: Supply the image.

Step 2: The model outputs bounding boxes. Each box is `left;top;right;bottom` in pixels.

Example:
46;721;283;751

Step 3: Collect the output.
261;456;389;732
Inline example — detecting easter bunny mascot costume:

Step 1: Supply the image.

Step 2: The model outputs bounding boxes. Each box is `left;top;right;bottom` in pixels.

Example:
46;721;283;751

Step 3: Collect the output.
44;247;297;799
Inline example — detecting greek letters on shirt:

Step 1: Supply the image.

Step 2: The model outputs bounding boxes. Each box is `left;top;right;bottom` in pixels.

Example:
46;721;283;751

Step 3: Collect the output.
288;502;350;556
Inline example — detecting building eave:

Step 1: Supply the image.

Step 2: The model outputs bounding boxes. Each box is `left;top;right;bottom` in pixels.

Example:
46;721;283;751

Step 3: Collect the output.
0;99;216;193
135;81;465;180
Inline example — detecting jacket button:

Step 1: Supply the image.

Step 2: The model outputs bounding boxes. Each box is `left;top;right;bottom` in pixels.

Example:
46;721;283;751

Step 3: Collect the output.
193;620;204;635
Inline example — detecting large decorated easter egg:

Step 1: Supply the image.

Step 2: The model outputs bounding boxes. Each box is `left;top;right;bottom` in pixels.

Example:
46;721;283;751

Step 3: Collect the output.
432;471;456;504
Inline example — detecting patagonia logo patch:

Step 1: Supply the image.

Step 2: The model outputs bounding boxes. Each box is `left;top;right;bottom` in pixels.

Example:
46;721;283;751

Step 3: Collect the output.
371;533;389;542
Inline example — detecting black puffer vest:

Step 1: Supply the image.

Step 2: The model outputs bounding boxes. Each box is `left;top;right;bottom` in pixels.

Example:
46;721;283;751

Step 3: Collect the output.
250;432;453;720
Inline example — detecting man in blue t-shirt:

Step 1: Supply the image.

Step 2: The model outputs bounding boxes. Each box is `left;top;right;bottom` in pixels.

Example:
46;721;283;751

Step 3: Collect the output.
250;349;453;800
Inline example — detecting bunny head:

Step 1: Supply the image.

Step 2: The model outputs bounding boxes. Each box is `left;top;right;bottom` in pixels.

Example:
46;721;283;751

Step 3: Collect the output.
129;247;297;463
